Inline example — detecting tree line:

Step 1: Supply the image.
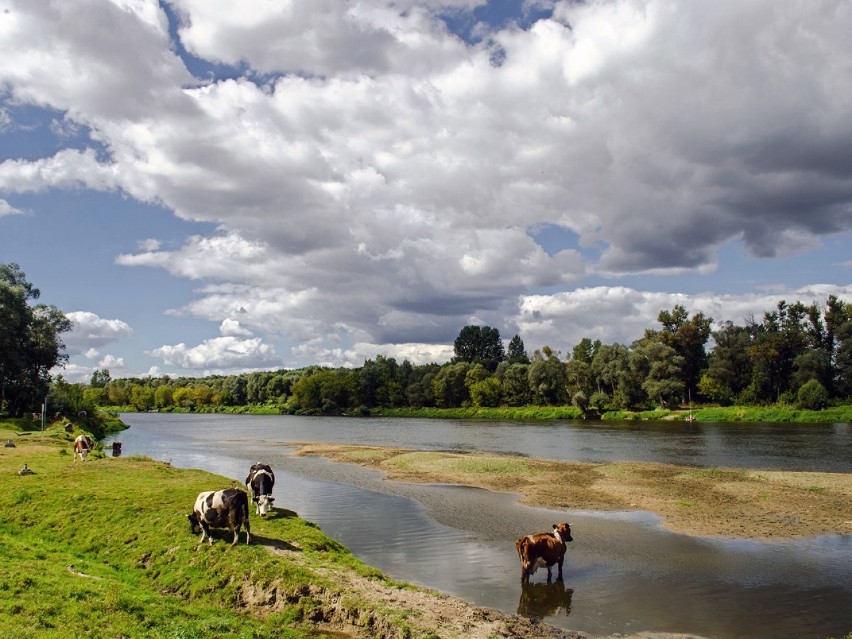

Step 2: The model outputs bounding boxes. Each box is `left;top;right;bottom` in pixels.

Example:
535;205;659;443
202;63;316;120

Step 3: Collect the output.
2;262;851;420
80;297;852;415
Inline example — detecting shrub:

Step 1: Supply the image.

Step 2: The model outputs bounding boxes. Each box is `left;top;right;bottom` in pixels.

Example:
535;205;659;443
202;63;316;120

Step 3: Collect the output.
797;379;828;410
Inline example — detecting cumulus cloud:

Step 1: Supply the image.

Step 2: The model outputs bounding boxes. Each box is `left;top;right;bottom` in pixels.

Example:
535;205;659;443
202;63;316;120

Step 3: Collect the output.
147;336;281;372
3;0;852;371
63;311;134;355
98;354;126;369
220;318;253;337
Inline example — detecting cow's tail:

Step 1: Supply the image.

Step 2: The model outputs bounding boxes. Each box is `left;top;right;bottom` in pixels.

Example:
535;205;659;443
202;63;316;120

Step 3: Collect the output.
243;491;251;521
242;490;251;544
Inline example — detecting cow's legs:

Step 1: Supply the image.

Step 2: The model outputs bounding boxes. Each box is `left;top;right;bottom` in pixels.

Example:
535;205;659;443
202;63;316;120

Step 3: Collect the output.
557;557;564;579
199;521;212;545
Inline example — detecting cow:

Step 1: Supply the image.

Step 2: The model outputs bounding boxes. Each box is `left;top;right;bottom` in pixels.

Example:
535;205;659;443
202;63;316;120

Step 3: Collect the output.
515;522;573;583
73;434;94;462
187;488;251;546
245;463;276;517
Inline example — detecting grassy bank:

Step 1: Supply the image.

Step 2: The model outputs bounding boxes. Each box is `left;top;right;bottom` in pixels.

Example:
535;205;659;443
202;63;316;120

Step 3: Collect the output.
0;421;578;639
374;406;586;421
377;404;852;423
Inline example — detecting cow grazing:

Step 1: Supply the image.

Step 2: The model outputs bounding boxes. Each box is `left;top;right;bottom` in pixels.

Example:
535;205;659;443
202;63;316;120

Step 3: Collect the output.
515;523;573;583
73;434;94;462
187;488;251;546
245;463;276;517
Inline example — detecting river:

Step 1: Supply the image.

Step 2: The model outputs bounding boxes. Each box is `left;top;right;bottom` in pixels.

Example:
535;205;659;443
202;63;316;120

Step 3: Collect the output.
108;414;852;639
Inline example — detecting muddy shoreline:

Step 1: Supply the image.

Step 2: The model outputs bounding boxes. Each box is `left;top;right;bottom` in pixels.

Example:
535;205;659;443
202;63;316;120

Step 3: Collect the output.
287;443;852;540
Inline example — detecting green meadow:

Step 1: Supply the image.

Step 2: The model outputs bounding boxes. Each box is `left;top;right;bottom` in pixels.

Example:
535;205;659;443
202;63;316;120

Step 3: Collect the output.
0;421;424;639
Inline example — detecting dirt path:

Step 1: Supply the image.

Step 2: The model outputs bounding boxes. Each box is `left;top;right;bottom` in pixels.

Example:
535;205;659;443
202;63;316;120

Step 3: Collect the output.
292;443;852;540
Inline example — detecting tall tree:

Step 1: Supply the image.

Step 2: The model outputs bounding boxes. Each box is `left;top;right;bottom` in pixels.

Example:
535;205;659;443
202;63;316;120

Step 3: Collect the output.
705;321;753;402
632;339;685;407
453;325;505;370
528;351;568;406
506;334;530;364
647;305;712;402
0;264;71;416
90;369;111;388
432;361;472;407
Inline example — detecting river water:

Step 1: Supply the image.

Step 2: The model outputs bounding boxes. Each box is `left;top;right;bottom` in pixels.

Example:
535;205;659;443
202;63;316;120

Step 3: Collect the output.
109;414;852;639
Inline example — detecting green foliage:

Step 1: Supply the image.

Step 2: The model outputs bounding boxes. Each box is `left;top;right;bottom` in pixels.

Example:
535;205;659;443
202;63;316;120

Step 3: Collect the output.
469;376;501;407
506;334;529;364
528;353;568;405
0;263;71;417
452;325;504;370
376;405;584;420
797;379;829;410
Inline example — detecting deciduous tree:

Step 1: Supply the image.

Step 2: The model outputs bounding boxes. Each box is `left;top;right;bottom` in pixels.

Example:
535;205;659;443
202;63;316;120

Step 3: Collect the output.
453;325;505;370
0;263;71;416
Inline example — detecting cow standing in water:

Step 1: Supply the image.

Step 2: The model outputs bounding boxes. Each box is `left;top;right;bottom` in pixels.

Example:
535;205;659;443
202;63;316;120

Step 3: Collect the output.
515;523;573;583
188;488;251;546
245;463;276;517
73;434;94;462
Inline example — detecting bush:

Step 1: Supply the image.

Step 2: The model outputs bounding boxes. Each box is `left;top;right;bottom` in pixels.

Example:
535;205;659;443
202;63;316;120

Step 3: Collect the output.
797;379;829;410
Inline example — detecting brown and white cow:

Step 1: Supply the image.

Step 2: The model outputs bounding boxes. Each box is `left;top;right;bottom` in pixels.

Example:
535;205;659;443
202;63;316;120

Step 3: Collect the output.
73;434;94;462
515;522;573;583
187;488;251;546
245;463;276;517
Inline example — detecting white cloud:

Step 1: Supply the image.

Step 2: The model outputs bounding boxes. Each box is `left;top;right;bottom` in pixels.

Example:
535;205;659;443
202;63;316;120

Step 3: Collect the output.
64;311;134;355
3;0;852;372
147;335;281;371
220;318;252;337
0;198;26;217
137;238;162;251
98;354;126;369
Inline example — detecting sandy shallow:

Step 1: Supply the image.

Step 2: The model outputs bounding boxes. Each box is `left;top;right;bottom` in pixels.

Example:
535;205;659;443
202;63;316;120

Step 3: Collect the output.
287;443;852;540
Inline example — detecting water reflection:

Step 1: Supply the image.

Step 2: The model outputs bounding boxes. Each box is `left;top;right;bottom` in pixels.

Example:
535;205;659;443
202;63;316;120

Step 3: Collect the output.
107;414;852;638
117;412;851;472
517;579;574;619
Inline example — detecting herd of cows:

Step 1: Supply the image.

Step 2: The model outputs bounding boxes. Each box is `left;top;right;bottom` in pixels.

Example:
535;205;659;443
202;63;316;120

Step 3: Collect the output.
73;436;573;582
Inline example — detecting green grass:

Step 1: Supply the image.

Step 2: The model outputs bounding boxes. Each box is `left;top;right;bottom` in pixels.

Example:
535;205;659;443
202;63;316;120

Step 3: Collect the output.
0;423;411;639
375;405;585;421
375;404;852;423
692;405;852;423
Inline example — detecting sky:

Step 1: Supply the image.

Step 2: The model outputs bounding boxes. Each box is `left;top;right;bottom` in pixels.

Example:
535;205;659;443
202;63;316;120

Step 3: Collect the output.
1;0;851;383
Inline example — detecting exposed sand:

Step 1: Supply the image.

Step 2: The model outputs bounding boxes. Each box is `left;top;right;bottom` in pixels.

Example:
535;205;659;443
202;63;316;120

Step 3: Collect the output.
290;443;852;540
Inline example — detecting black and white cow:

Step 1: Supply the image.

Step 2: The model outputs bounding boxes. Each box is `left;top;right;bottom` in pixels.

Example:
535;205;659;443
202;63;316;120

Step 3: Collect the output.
73;434;94;462
245;463;276;517
187;488;251;546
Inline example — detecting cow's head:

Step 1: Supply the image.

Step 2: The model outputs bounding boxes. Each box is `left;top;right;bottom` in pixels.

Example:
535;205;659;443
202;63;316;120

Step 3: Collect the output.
257;494;275;516
187;512;200;534
552;523;572;543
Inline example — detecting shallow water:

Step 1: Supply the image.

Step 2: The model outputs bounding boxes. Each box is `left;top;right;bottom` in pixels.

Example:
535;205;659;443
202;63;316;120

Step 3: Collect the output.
109;414;852;638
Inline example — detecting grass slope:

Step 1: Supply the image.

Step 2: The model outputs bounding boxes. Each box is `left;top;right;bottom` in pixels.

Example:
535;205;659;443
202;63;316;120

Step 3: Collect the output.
0;424;429;639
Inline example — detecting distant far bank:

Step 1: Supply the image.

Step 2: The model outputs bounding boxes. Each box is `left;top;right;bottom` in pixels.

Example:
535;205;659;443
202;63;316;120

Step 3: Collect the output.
104;403;852;424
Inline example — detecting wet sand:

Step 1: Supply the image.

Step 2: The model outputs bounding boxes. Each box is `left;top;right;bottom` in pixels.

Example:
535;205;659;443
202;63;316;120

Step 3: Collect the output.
288;443;852;540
